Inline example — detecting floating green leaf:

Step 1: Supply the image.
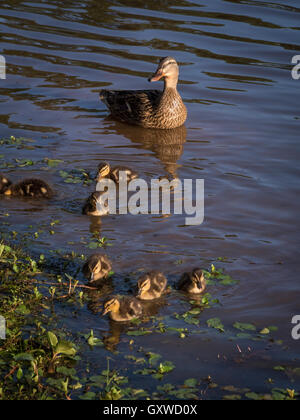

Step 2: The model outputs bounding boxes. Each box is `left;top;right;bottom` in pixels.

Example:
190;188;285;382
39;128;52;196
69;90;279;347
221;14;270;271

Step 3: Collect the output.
207;318;225;333
184;378;198;388
127;330;151;336
233;322;256;332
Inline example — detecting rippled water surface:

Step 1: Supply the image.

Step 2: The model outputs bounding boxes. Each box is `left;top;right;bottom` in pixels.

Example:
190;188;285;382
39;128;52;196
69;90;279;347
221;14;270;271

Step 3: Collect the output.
0;0;299;399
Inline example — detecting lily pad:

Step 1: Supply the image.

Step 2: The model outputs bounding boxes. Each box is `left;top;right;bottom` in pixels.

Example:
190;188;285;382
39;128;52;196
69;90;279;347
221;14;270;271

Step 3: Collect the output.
207;318;225;333
233;322;256;332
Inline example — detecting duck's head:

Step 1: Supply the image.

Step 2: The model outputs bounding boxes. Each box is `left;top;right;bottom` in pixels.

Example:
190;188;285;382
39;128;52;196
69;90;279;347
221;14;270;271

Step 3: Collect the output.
149;57;179;87
191;268;206;289
137;275;152;297
96;162;111;182
0;174;12;194
102;298;120;316
87;257;103;282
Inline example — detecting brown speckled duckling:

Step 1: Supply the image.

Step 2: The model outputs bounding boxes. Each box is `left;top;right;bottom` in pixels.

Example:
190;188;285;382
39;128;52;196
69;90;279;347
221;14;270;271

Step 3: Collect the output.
1;176;53;198
100;57;187;129
82;191;109;216
137;271;168;300
96;161;138;184
177;268;206;294
102;296;143;322
82;254;112;283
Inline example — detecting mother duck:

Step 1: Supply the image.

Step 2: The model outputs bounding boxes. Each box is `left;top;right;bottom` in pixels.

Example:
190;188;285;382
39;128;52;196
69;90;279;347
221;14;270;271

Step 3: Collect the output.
100;57;187;129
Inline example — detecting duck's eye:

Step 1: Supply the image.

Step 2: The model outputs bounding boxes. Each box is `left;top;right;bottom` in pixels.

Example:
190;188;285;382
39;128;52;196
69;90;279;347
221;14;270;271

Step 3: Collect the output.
162;61;177;69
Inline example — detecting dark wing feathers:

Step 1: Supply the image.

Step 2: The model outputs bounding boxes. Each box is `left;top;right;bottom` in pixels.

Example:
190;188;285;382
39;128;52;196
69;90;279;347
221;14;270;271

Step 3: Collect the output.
14;179;53;198
100;89;161;124
177;273;190;290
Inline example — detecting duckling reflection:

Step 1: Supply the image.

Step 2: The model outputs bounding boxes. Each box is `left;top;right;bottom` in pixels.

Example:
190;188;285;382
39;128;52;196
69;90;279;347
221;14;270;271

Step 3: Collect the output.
101;121;186;179
88;216;102;235
138;296;168;318
102;320;125;352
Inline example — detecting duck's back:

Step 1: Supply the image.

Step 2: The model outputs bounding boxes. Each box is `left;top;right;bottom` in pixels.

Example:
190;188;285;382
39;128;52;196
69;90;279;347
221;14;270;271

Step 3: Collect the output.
100;89;161;127
177;272;191;291
11;179;53;198
119;296;143;319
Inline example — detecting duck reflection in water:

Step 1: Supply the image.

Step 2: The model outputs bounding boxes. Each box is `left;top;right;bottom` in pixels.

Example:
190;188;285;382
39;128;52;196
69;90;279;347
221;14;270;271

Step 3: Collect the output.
88;215;103;235
101;121;186;179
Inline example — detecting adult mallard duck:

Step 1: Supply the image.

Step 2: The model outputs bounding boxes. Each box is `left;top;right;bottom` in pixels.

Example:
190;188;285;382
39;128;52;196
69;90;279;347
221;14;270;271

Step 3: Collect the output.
100;57;187;129
102;296;143;322
137;271;168;300
1;176;53;198
82;254;112;283
82;191;109;216
96;162;138;184
177;268;206;294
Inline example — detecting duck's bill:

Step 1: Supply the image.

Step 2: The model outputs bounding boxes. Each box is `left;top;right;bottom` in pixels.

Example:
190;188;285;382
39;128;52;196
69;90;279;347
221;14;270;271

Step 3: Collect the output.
102;308;109;316
148;69;164;82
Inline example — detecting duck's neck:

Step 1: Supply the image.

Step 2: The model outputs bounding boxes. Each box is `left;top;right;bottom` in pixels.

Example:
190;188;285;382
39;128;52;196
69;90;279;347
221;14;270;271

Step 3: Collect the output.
163;76;178;91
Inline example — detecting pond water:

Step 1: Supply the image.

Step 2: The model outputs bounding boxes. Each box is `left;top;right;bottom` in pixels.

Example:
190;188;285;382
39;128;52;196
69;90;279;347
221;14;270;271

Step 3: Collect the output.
0;0;299;399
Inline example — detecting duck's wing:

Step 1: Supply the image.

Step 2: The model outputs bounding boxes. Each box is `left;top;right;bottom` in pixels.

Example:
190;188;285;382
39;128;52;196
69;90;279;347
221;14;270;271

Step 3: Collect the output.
119;297;141;318
100;89;161;125
155;273;168;292
177;273;190;290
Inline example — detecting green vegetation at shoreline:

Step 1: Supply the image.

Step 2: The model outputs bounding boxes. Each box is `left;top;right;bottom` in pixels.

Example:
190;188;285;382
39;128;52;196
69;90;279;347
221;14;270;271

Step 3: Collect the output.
0;243;77;399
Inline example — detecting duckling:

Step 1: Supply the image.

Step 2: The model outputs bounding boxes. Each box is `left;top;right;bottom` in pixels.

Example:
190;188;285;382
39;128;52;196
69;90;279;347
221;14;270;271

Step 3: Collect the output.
96;162;111;181
96;162;138;184
137;271;167;300
82;254;112;283
102;296;143;322
3;178;53;198
82;191;109;216
177;268;206;294
100;57;187;129
0;174;12;194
